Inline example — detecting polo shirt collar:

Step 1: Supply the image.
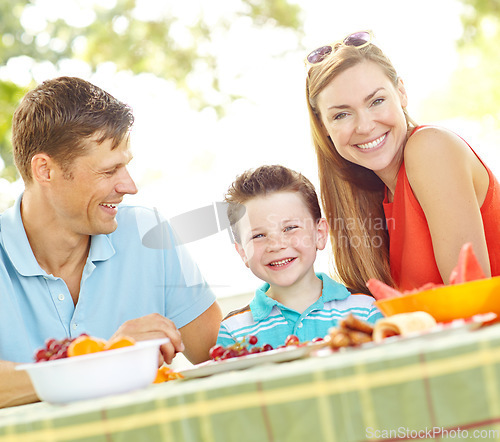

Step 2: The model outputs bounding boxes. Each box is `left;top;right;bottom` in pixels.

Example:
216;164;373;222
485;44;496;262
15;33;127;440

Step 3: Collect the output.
319;272;351;302
249;272;350;321
88;233;115;263
1;194;115;277
249;282;277;321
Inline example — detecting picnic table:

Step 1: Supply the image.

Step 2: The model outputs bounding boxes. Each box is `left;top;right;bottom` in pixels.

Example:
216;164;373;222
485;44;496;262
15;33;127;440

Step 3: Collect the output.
1;322;500;441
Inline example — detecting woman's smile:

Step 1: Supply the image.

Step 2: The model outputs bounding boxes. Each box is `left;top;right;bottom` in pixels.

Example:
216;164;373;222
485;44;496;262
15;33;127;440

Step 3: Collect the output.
355;132;387;150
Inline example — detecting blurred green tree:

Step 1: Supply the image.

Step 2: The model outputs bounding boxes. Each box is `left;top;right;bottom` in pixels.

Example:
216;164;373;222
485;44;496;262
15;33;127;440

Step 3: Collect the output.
0;0;303;181
423;0;500;129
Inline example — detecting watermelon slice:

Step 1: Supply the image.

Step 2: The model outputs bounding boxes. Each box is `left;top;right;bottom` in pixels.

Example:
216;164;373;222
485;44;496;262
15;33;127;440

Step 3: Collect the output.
449;242;486;284
402;282;444;295
366;279;403;300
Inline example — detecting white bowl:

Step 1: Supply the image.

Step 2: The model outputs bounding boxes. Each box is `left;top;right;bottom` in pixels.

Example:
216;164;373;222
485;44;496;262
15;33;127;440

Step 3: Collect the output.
16;338;169;404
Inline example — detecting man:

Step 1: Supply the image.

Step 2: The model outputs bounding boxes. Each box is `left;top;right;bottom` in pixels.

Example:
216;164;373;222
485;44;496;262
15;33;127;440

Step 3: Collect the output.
0;77;222;408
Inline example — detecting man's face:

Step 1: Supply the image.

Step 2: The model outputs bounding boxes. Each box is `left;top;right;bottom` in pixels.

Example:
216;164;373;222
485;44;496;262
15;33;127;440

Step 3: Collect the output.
48;135;138;237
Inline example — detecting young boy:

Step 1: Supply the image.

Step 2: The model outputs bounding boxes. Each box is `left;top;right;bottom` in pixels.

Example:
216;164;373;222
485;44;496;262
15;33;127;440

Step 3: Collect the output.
217;165;383;349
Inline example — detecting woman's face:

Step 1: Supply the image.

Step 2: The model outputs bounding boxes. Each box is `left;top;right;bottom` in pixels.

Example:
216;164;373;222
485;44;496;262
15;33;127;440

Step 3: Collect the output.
316;60;408;185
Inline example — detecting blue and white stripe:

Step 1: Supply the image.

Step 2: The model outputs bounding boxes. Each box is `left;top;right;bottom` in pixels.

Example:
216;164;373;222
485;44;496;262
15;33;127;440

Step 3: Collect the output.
216;273;383;349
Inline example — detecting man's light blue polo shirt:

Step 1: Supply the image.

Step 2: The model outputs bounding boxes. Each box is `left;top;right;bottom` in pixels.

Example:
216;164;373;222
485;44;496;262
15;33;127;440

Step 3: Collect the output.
0;195;216;362
217;273;383;349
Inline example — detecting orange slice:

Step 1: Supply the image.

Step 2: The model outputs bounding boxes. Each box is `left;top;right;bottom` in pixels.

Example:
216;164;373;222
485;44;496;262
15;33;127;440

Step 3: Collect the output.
67;335;106;357
153;366;184;383
104;336;136;351
153;366;171;383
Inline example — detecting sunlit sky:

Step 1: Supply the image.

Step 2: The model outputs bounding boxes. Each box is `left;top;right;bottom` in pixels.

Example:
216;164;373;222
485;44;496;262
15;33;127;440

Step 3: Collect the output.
3;0;498;297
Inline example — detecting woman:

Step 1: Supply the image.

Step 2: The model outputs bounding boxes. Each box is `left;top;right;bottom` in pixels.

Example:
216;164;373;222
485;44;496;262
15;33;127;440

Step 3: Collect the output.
305;31;500;293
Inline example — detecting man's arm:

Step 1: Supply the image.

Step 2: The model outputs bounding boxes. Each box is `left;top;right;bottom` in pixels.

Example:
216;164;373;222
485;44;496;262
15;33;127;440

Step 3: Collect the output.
0;301;222;408
180;301;222;364
0;361;39;408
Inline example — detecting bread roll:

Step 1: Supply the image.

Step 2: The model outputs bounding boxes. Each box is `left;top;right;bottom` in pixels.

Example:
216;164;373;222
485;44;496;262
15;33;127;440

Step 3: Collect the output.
373;311;437;342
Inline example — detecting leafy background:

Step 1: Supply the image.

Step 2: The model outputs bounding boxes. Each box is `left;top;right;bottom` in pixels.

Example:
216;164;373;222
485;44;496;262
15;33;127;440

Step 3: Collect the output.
1;0;499;295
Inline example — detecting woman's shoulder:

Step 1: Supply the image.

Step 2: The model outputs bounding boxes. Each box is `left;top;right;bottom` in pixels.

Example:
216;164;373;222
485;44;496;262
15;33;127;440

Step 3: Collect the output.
405;126;469;159
403;125;490;211
404;125;473;176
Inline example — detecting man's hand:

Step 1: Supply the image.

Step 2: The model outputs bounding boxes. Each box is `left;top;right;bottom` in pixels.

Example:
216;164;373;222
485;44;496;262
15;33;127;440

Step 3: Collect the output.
0;361;39;408
180;302;222;364
110;313;184;365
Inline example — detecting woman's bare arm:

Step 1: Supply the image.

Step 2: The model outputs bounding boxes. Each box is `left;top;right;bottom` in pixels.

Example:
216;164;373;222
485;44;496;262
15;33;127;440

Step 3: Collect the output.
405;126;491;283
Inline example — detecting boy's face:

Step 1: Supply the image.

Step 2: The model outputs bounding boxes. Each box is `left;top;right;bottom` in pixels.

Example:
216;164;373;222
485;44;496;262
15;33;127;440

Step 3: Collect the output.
235;191;328;289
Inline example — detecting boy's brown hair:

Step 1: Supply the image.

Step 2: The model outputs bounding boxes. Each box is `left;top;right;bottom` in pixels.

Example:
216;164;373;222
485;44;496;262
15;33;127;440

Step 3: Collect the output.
224;165;322;243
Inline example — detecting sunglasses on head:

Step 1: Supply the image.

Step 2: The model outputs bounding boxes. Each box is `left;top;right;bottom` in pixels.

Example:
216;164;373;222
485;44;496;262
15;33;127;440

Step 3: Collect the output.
305;31;372;66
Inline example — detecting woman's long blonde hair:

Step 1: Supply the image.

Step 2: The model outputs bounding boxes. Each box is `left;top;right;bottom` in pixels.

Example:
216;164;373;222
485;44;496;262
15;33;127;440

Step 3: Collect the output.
306;43;414;293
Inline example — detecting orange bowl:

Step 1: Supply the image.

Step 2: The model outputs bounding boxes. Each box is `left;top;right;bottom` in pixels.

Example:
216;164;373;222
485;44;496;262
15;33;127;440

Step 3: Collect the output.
374;276;500;322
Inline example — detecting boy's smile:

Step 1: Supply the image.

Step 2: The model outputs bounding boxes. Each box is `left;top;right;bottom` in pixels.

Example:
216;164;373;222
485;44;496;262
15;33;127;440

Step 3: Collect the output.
268;257;296;268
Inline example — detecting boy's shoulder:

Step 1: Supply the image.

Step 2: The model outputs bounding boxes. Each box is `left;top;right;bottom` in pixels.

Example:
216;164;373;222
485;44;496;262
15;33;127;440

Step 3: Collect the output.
332;291;376;305
223;304;251;321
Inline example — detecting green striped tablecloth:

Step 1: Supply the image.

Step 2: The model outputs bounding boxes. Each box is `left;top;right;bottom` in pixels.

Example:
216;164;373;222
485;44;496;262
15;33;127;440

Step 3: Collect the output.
1;323;500;442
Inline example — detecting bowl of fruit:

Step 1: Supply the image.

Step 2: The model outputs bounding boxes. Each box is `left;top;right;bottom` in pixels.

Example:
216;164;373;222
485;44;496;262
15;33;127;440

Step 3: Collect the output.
371;276;500;322
369;243;500;322
16;334;169;404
